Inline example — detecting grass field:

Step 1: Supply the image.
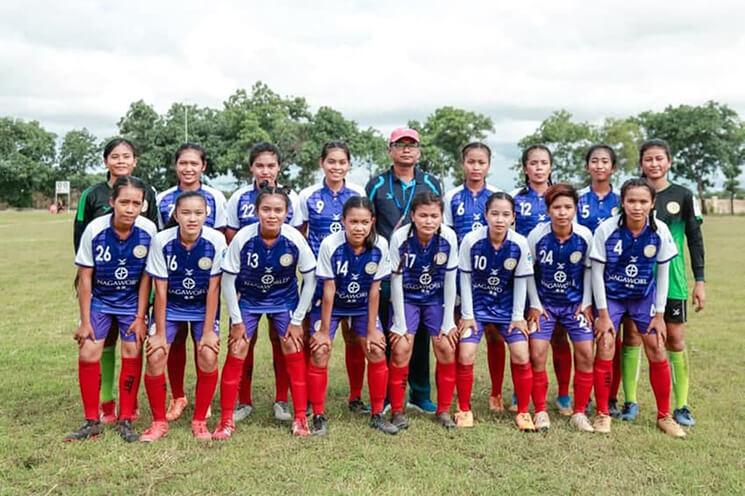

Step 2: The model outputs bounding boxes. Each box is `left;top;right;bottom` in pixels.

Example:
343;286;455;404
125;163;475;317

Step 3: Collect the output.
1;211;744;495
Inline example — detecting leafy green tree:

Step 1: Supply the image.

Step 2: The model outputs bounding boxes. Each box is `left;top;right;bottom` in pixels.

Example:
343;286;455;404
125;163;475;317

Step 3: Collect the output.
0;117;56;207
58;128;101;191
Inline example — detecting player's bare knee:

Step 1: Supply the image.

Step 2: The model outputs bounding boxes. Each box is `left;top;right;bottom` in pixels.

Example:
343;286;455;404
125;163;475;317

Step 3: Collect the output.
367;347;386;363
198;348;218;371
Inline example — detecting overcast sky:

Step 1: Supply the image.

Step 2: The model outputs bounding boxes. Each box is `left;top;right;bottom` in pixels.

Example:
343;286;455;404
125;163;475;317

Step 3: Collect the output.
2;0;744;189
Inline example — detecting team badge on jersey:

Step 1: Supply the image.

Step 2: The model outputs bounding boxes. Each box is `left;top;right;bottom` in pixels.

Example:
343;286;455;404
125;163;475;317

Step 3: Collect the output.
504;258;517;270
569;251;583;264
133;245;148;259
198;257;213;270
666;201;681;214
280;254;294;267
643;244;657;258
419;273;432;285
365;262;378;274
434;252;447;265
625;257;639;277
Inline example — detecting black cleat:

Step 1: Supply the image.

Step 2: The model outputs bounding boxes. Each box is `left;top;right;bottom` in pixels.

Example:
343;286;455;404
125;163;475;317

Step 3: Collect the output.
64;420;103;442
348;398;371;415
436;412;456;430
311;414;329;436
116;420;140;443
391;412;410;430
370;413;398;435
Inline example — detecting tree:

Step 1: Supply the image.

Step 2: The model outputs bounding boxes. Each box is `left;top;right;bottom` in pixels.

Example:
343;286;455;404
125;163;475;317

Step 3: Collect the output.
721;162;744;215
0;117;56;207
598;117;644;174
116;100;166;189
58;128;101;191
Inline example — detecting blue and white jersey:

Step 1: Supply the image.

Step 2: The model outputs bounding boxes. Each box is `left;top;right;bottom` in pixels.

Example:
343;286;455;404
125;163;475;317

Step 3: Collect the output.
75;214;157;315
389;224;458;306
459;227;533;324
443;184;501;243
590;215;677;300
226;182;301;230
511;186;548;236
577;186;620;233
155;184;228;230
316;231;391;317
222;223;315;313
297;180;365;255
146;226;226;321
526;222;593;306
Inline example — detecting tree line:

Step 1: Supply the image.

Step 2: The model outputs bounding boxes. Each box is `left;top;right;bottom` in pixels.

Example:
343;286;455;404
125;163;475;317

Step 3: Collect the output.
1;81;743;212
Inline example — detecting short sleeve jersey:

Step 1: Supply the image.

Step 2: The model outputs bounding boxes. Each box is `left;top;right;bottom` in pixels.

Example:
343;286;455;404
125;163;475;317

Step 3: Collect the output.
146;226;226;321
576;186;620;233
443;184;501;243
526;222;593;306
590;215;678;300
75;214;157;315
389;224;459;306
459;227;533;324
511;187;548;237
226;183;302;230
316;231;391;317
222;223;315;313
297;180;365;255
155;184;228;230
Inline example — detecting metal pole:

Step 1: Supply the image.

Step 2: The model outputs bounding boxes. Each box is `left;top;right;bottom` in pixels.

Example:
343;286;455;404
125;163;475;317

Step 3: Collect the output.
184;107;189;142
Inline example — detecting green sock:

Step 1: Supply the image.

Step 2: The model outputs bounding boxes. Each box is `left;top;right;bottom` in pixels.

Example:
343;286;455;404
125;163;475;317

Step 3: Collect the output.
621;345;642;403
100;346;116;403
668;350;689;409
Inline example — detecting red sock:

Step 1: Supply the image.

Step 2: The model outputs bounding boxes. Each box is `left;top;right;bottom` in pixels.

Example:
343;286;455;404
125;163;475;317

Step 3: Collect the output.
118;356;142;421
609;335;622;400
511;362;533;414
307;363;328;415
193;367;218;421
144;373;167;422
531;369;548;413
238;344;254;405
456;363;474;412
218;354;244;423
367;359;388;415
573;370;594;414
388;364;409;414
345;344;366;401
487;338;506;397
649;360;672;419
78;359;101;421
167;335;187;400
271;340;289;402
552;338;572;397
593;358;613;415
436;361;456;415
283;351;308;420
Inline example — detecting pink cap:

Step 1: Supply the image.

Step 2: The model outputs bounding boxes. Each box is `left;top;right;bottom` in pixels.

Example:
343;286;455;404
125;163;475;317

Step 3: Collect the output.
389;127;420;144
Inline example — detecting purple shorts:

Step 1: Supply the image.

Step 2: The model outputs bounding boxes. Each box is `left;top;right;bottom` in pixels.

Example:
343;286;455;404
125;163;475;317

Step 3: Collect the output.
309;310;383;339
391;303;444;337
241;311;291;338
165;320;220;344
531;303;593;343
460;321;527;345
90;310;137;342
608;291;657;335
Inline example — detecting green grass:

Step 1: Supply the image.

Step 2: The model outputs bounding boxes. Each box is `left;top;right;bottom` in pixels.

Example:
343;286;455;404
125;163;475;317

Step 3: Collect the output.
1;211;744;495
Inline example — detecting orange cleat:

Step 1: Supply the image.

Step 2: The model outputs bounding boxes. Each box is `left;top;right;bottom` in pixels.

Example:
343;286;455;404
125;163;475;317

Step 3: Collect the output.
291;417;311;437
100;401;117;425
166;397;188;422
212;420;235;441
140;421;169;442
191;420;211;441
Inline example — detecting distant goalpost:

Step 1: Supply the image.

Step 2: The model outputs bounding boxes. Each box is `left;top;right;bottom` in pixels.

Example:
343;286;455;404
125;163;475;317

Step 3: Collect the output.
55;181;70;212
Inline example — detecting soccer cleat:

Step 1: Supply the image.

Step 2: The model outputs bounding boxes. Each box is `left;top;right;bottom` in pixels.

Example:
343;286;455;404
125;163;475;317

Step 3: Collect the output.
165;397;188;422
64;420;103;442
211;420;236;441
555;395;573;416
515;412;536;432
292;417;311;437
348;398;371;415
608;399;621;419
488;394;505;413
100;400;117;425
593;414;612;434
140;421;169;442
391;412;410;430
310;414;329;436
407;398;437;414
454;410;475;428
508;393;518;413
534;411;551;432
436;412;456;429
369;413;399;435
673;406;696;427
233;403;254;423
272;401;292;422
620;402;640;422
569;413;595;433
116;420;140;443
657;415;687;438
191;420;211;441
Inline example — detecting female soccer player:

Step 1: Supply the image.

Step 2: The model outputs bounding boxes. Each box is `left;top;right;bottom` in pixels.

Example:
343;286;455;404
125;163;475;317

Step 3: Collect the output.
225;143;302;423
443;143;507;413
73;138;158;424
66;176;157;442
590;178;685;437
140;192;226;441
458;192;535;431
213;183;316;439
621;139;705;427
297;142;368;414
389;192;459;429
512;145;573;416
307;197;393;435
526;184;595;432
155;143;228;423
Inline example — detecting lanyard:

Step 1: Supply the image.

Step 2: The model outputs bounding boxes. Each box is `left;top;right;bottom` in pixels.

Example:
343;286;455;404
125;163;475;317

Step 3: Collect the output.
389;172;417;218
